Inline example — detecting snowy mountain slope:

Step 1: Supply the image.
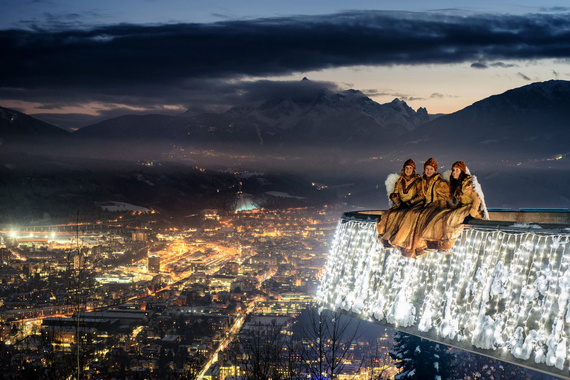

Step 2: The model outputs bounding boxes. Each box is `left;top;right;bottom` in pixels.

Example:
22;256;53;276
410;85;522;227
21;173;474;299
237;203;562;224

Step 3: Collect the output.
68;81;429;147
234;87;429;144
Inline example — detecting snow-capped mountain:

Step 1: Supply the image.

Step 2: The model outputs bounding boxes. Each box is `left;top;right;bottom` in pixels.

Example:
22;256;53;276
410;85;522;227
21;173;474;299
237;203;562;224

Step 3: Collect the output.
2;80;570;211
69;82;429;147
243;88;429;144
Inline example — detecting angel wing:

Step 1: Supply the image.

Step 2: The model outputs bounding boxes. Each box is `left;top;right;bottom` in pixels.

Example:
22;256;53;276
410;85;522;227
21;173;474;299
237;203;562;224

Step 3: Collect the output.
385;173;400;207
471;174;490;220
442;169;451;182
464;166;489;220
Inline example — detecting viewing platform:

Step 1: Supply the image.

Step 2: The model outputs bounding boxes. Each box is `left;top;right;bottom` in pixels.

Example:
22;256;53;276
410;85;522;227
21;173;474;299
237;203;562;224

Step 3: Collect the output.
317;209;570;379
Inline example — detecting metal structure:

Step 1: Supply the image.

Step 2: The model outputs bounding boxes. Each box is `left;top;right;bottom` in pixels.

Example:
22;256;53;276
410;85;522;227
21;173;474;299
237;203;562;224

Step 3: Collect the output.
317;210;570;379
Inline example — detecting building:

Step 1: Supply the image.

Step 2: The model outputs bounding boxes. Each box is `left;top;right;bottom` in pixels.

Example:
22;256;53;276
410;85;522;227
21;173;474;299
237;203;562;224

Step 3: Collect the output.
132;232;148;242
148;254;160;273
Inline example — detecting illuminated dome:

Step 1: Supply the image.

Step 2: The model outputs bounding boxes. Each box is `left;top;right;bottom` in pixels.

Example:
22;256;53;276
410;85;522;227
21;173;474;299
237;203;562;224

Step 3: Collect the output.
235;191;259;212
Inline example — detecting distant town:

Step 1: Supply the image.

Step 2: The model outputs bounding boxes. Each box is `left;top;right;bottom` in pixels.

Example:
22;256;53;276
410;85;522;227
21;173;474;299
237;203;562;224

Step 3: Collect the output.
0;201;551;379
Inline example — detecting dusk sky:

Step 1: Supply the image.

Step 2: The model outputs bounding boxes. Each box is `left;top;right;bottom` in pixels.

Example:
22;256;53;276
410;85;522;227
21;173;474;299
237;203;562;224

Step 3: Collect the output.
2;0;570;128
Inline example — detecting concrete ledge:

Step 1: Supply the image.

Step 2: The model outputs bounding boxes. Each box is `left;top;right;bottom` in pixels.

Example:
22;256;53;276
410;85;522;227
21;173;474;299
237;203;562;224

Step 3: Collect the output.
345;210;570;229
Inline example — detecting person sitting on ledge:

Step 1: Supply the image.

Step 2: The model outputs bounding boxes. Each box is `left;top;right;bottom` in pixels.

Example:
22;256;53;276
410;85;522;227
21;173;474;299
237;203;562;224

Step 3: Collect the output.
417;160;486;253
376;158;422;248
386;157;450;258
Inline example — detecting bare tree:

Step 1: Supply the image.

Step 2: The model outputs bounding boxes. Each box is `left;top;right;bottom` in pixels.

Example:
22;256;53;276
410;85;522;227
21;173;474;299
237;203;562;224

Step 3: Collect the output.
366;337;393;379
241;318;286;380
301;307;363;379
282;336;306;380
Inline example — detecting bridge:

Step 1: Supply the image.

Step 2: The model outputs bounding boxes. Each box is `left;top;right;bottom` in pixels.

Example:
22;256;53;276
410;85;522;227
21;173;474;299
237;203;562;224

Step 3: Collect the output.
317;210;570;379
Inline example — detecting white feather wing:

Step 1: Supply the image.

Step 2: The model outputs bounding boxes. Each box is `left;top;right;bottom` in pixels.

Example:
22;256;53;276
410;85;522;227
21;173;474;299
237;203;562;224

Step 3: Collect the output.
465;166;489;220
385;173;400;207
471;174;490;220
442;170;451;182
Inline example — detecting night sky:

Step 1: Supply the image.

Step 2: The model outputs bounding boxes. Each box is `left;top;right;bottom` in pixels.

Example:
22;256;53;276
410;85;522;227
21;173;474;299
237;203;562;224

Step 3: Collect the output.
2;0;570;128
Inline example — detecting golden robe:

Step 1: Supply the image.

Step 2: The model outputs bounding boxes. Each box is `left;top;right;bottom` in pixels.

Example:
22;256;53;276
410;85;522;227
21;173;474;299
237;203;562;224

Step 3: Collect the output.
388;172;450;257
376;174;422;247
419;175;482;251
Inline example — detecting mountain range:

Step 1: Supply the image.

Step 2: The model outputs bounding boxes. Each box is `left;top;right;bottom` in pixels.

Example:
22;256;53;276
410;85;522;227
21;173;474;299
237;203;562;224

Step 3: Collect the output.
2;79;569;159
404;80;570;159
71;81;430;147
2;79;570;218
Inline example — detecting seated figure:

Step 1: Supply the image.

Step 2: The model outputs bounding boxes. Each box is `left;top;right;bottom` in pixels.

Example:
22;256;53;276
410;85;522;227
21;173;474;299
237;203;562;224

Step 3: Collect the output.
376;159;422;248
418;160;487;252
386;157;450;258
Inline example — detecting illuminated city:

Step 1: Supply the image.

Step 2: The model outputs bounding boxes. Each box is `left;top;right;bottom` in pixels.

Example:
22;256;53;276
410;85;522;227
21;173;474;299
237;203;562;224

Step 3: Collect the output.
0;201;401;379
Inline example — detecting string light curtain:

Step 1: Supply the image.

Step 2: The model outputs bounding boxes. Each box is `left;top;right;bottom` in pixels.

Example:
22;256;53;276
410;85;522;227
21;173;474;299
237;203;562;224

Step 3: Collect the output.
317;217;570;373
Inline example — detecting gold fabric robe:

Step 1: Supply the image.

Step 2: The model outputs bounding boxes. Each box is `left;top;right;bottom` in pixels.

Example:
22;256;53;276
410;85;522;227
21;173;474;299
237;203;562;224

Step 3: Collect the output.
376;174;422;246
419;175;482;251
388;172;450;257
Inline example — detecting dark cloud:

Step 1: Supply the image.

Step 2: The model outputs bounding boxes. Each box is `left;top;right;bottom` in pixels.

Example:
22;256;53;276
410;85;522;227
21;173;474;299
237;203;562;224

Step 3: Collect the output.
471;61;519;70
2;11;570;111
517;72;532;81
359;89;423;102
539;7;570;12
228;78;341;102
471;62;488;69
360;89;390;97
490;62;517;68
18;10;110;31
399;95;425;102
430;93;445;99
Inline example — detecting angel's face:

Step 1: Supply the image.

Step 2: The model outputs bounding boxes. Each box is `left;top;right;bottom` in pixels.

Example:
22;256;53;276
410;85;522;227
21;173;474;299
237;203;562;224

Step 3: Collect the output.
404;165;414;176
452;167;462;179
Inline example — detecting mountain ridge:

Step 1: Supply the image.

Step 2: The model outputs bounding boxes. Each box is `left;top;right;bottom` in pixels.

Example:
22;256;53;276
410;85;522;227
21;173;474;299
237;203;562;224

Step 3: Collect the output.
403;79;570;160
1;80;569;163
2;79;570;219
70;85;430;147
0;106;70;140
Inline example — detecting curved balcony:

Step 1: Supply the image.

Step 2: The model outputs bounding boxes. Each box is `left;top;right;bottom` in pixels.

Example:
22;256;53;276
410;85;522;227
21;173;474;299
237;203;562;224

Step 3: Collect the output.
317;210;570;379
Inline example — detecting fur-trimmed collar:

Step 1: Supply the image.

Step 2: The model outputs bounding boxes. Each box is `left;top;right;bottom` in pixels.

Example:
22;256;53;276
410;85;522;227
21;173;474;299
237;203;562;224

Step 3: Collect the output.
422;172;442;182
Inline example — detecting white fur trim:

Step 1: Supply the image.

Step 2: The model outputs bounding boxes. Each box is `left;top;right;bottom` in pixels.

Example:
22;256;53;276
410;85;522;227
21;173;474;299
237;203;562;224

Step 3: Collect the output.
385;173;400;207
